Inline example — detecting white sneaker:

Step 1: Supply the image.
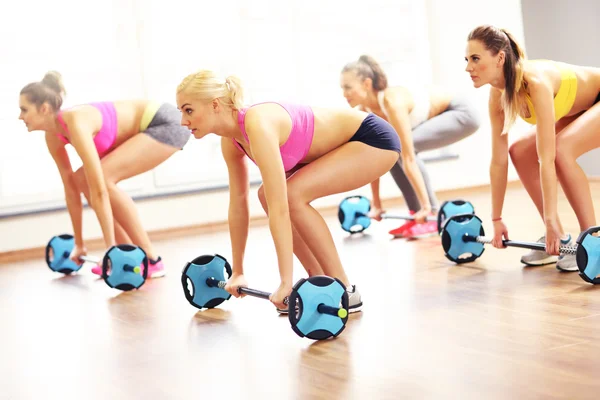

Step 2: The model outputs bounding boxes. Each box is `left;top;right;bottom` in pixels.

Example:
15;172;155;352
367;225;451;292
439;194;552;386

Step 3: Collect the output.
346;285;363;313
520;235;558;266
556;235;579;272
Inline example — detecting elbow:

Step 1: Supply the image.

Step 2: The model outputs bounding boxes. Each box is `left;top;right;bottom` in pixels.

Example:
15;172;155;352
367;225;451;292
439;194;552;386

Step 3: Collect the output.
269;201;291;219
538;152;556;166
400;153;417;166
490;153;509;167
90;186;110;204
539;157;557;174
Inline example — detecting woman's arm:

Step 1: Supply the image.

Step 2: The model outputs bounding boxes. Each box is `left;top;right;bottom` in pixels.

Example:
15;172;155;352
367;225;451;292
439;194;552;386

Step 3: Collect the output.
528;77;558;220
488;88;509;222
244;107;294;288
383;91;431;216
45;132;85;247
62;112;115;249
221;137;250;275
370;177;382;208
528;75;561;254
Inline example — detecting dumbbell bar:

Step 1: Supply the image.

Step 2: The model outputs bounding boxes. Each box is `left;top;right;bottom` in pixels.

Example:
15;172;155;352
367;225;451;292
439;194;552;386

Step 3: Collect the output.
463;235;578;255
440;213;600;284
46;234;148;291
181;254;350;340
338;195;475;234
206;278;348;319
52;252;141;274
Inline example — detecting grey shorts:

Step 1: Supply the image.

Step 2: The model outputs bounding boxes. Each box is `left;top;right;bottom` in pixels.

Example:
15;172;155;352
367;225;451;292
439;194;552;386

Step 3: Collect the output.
144;103;191;150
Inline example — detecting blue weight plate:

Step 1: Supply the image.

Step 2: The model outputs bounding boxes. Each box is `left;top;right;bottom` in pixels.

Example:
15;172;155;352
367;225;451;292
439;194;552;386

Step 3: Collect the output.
103;244;148;291
288;276;349;340
181;254;232;309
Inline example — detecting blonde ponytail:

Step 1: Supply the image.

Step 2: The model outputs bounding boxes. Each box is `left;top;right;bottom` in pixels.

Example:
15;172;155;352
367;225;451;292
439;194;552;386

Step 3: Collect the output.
224;75;244;110
177;70;244;110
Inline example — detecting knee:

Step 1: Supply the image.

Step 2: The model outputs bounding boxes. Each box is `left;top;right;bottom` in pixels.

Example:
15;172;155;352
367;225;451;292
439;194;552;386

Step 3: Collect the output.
103;171;119;186
462;106;482;134
104;180;118;194
73;169;88;194
257;185;267;210
554;138;576;170
509;137;535;165
286;184;307;215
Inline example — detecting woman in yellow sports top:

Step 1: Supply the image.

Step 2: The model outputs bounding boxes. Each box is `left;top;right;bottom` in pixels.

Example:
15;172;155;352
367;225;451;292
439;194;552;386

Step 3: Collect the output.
465;25;600;271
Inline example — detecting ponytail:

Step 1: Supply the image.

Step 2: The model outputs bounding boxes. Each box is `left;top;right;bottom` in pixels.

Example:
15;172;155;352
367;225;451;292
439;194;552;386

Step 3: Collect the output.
20;70;66;112
499;29;526;130
342;54;388;91
468;25;527;131
177;70;245;110
224;75;244;110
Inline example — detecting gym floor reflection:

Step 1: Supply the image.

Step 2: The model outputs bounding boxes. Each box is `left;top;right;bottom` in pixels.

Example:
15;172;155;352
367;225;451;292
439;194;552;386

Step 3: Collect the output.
2;181;600;399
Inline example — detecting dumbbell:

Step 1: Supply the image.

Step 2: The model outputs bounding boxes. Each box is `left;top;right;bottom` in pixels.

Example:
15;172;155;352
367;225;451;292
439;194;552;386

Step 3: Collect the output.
440;213;600;284
338;195;475;234
45;234;149;291
181;254;350;340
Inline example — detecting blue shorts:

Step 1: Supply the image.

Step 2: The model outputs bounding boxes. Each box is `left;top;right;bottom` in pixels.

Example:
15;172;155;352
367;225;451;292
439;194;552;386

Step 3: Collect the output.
349;113;401;154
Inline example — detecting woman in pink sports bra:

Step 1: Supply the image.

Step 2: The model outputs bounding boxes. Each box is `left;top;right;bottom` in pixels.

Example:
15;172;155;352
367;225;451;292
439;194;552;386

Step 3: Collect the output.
177;69;402;312
19;71;191;279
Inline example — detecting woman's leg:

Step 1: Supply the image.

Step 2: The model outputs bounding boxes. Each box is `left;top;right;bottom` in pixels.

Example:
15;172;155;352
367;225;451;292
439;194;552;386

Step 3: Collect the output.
257;185;324;276
552;105;600;272
389;96;481;237
80;103;189;277
509;130;555;221
73;168;132;245
555;103;600;231
96;134;178;259
286;142;398;287
78;134;180;278
411;95;481;152
509;114;579;228
388;158;430;212
509;114;582;267
393;96;481;209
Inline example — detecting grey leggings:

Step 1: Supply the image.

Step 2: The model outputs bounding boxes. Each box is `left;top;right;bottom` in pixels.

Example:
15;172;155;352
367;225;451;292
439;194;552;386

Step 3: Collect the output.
390;94;481;212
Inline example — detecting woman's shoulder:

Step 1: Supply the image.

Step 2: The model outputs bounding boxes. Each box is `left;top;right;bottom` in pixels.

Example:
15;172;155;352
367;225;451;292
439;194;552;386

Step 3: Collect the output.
522;59;556;85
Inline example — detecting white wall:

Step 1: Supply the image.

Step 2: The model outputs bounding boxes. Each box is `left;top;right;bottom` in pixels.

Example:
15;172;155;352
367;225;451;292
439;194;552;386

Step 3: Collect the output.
0;0;527;254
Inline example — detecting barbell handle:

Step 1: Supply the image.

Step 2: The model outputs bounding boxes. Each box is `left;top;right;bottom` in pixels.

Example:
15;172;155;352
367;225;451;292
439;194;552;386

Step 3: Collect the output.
60;251;101;265
57;251;139;274
206;278;347;318
206;278;289;304
80;255;101;264
358;212;436;222
462;234;578;255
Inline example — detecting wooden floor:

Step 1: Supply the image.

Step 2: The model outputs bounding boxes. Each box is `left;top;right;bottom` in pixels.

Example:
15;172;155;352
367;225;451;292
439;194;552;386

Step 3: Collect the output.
2;181;600;399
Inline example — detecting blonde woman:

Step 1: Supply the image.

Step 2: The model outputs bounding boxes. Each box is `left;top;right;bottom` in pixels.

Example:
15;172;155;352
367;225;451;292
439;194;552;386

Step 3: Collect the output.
176;70;401;312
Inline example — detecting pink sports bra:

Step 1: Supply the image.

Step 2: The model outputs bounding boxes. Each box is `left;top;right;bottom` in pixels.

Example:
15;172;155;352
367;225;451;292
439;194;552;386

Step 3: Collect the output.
232;102;315;172
56;102;118;158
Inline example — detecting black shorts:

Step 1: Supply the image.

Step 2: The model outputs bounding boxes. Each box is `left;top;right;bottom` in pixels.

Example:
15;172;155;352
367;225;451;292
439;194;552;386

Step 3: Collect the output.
349;113;401;154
